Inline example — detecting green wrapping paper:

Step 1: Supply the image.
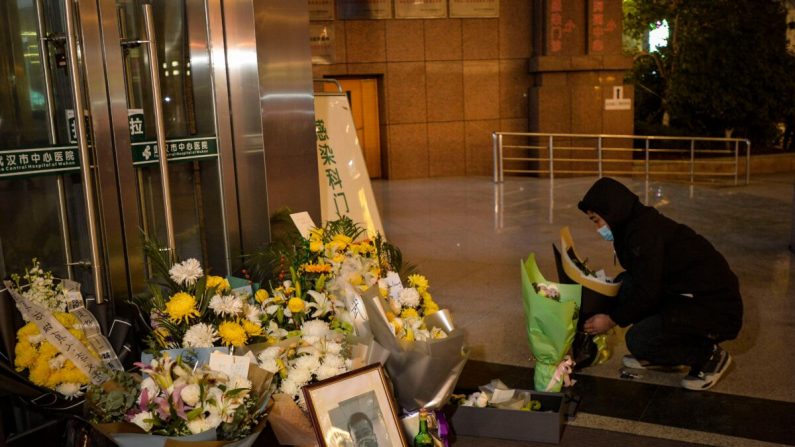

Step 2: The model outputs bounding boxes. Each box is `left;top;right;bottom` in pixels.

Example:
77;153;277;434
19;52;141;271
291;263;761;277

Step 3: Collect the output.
520;254;581;392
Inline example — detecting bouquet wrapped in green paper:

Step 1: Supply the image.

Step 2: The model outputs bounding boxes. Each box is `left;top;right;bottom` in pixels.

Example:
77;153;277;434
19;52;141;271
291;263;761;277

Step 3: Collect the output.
520;254;581;392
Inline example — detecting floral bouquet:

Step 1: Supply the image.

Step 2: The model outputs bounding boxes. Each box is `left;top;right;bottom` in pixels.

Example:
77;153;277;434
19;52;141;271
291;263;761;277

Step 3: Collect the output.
87;351;274;447
520;253;581;392
129;239;272;353
361;274;468;413
554;227;620;367
2;260;123;407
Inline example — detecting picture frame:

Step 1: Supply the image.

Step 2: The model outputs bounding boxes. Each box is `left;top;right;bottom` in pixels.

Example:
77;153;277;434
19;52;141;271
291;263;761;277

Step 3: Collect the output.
303;363;408;447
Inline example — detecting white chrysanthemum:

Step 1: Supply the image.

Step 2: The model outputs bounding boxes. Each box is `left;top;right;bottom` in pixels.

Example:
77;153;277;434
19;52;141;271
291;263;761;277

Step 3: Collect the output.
181;384;201;406
398;287;420;308
301;320;330;339
265;320;288;339
279;378;300;397
287;365;313;385
294;354;321;373
169;258;203;286
324;341;343;355
316;363;344;381
208;294;243;317
243;302;262;323
49;354;66;370
130;410;155;432
322;354;345;369
55;382;84;399
27;334;43;345
183;323;219;348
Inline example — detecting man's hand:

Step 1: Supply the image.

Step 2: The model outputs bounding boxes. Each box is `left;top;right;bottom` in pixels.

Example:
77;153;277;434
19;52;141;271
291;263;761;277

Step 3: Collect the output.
584;313;616;335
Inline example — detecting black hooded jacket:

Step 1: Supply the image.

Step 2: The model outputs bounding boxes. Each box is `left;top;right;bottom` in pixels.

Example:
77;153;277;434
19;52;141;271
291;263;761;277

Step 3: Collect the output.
578;178;742;341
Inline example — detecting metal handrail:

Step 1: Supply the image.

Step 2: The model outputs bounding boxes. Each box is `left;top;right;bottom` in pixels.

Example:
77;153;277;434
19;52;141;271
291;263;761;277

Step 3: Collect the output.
492;132;751;186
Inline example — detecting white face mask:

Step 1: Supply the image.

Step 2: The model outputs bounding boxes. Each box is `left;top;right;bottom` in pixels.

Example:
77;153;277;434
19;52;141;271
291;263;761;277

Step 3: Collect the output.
597;224;614;242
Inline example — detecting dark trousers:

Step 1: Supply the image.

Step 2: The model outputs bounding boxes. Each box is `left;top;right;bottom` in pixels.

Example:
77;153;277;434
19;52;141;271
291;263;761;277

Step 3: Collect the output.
625;313;715;368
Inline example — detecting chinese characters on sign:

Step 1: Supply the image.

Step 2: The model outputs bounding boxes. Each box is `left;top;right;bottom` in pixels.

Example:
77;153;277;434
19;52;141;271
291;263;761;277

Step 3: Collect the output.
548;0;576;54
0;147;80;178
395;0;447;19
310;24;335;65
316;119;350;217
131;136;219;166
449;0;499;18
589;0;617;53
128;109;146;143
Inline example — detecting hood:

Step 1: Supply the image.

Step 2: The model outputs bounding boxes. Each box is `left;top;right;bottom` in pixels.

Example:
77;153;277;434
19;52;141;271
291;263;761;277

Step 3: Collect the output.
578;177;640;229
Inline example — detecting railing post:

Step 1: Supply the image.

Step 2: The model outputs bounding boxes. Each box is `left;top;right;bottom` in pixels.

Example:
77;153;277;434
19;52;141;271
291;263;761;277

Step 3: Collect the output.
548;135;554;181
499;133;504;182
644;138;650;185
690;139;695;186
734;140;739;186
597;136;603;178
745;140;751;185
492;132;499;183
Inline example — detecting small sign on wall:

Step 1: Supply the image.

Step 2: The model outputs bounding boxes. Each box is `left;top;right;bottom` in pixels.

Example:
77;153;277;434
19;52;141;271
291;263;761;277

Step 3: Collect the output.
337;0;393;19
395;0;447;18
449;0;499;18
605;86;631;111
309;0;334;20
310;23;335;65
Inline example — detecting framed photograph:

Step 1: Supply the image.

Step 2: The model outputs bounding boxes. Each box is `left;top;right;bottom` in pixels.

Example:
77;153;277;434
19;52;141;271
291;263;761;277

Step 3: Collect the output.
303;363;407;447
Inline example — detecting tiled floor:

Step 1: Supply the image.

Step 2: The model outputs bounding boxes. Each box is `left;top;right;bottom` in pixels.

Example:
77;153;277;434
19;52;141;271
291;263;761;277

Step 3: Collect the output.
372;173;795;446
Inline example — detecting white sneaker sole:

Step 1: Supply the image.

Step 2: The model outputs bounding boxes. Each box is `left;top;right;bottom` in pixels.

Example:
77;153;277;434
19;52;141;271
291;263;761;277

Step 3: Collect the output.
681;354;732;391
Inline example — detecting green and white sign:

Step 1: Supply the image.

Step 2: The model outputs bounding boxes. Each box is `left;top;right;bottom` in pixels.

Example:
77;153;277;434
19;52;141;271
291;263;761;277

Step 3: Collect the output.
131;136;218;166
128;109;146;143
66;109;91;145
0;146;80;178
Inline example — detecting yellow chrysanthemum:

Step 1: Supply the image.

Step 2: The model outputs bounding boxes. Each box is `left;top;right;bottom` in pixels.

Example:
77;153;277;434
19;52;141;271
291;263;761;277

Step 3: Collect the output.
309;240;324;252
303;263;332;273
14;342;37;370
287;297;305;313
242;319;263;337
54;312;78;327
424;301;439;315
255;289;269;304
206;275;231;293
385;311;396;322
332;254;345;264
401;308;419;319
17;322;39;337
218;321;248;347
327;234;352;252
165;292;200;323
403;327;415;342
408;274;429;293
28;359;52;386
379;287;388;298
38;342;59;359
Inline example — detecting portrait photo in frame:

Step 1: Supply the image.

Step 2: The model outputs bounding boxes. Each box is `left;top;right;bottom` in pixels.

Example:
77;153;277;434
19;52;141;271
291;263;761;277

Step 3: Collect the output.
303;363;407;447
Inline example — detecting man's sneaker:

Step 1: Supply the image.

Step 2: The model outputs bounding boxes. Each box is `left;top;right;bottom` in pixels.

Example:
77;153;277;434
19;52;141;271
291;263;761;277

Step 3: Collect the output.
681;346;732;391
622;355;685;371
622;355;652;369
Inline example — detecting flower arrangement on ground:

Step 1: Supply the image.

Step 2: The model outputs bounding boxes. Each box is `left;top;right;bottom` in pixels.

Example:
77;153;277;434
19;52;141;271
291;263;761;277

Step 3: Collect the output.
8;260;100;399
130;239;268;351
87;351;273;445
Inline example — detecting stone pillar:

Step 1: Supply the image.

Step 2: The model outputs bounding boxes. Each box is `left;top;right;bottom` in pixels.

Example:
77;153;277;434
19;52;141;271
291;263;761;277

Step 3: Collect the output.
529;0;633;175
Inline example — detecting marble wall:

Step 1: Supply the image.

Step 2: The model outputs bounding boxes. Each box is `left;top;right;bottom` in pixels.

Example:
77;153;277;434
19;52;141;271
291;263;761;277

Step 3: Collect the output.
312;0;532;179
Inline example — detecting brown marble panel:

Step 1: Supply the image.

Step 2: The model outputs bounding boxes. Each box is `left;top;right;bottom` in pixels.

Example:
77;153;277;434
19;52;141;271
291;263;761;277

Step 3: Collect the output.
388;123;429;179
499;59;531;119
346;62;387;75
345;20;386;63
386;62;427;124
424;19;463;61
426;61;464;122
335;21;348;63
463;19;499;60
428;121;466;177
499;0;532;59
386;20;425;62
463;60;500;120
465;119;499;175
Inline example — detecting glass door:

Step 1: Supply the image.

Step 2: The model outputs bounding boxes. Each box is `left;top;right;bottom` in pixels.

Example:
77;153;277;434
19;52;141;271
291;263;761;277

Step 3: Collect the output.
109;0;234;289
0;0;104;298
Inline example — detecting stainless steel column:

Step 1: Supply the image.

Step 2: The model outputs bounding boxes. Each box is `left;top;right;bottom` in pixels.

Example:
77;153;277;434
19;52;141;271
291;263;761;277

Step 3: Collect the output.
63;0;104;303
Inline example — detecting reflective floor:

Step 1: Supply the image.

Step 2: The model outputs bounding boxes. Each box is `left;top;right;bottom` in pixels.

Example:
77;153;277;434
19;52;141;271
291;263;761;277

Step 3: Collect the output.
372;173;795;447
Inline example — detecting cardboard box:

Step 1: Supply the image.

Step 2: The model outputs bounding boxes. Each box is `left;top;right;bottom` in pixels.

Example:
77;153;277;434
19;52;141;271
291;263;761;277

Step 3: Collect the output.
448;391;569;444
